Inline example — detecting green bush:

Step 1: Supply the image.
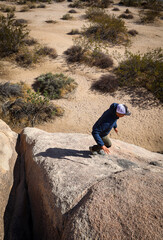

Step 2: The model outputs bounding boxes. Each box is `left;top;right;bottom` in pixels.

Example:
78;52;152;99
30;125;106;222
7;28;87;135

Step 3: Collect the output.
0;83;63;127
0;4;16;12
61;13;73;20
32;73;78;99
0;14;28;57
83;11;129;45
114;48;163;101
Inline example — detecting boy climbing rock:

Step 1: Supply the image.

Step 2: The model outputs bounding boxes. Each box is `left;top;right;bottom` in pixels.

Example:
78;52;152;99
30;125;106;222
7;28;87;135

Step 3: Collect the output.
90;103;131;155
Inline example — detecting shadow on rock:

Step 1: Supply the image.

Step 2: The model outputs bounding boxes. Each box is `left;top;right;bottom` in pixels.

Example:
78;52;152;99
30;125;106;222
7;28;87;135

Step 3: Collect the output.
35;148;92;164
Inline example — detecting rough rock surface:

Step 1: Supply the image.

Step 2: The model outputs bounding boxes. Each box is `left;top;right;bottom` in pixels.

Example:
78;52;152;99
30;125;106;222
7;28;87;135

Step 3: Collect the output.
18;127;163;240
0;120;17;240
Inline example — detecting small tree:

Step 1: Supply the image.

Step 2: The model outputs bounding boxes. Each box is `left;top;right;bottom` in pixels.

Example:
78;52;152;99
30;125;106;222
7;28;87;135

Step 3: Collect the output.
0;13;29;57
115;48;163;101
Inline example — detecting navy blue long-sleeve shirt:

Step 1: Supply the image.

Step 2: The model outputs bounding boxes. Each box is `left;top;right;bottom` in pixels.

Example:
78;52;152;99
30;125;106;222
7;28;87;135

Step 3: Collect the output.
92;103;119;146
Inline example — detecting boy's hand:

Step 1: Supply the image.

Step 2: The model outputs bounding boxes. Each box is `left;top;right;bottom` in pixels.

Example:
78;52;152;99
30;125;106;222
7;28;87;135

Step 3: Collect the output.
101;145;110;154
114;128;118;134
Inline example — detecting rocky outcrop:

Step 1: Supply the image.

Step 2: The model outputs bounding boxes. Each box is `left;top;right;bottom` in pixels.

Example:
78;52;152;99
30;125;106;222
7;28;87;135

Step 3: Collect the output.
17;127;163;240
0;120;17;240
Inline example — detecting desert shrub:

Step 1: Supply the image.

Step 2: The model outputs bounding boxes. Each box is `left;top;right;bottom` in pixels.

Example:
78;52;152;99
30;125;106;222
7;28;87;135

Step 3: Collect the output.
27;2;37;9
61;13;73;20
68;9;77;13
67;29;80;35
128;29;138;36
68;0;83;8
112;7;120;11
64;45;85;63
119;13;134;19
0;4;16;12
20;6;30;12
119;0;163;9
85;7;107;21
1;89;63;127
0;82;22;101
0;14;28;57
32;73;78;99
64;44;113;69
118;0;140;7
36;46;58;59
17;0;51;3
37;3;46;8
15;47;39;67
14;18;28;26
45;20;57;23
139;9;161;23
91;74;118;93
83;13;128;45
23;37;38;46
91;51;113;69
69;0;112;8
142;0;163;10
124;8;131;13
114;48;163;101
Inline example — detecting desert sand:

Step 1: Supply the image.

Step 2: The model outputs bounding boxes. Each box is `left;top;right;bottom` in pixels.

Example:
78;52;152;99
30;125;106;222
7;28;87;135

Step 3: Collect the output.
0;1;163;152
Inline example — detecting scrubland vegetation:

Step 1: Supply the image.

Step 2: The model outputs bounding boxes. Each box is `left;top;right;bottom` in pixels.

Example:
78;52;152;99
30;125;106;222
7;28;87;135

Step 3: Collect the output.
32;73;78;99
68;0;113;8
115;48;163;101
84;7;129;45
92;48;163;102
0;82;63;128
0;13;57;66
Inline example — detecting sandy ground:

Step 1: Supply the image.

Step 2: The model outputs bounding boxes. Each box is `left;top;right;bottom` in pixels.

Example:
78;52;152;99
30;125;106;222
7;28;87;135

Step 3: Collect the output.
0;1;163;152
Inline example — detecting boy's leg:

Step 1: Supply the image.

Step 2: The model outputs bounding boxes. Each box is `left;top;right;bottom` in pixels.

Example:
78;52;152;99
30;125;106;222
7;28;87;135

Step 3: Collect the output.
102;135;112;148
90;136;111;153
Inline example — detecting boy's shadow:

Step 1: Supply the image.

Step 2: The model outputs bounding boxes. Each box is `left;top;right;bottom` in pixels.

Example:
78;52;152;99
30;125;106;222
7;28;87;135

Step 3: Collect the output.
35;148;92;165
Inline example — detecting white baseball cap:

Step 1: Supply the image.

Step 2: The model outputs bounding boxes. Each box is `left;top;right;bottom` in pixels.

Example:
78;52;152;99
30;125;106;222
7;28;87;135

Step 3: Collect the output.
116;104;131;116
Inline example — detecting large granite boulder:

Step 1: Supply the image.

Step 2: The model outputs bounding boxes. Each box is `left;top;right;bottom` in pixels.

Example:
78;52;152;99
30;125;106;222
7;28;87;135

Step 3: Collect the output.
17;127;163;240
0;120;17;240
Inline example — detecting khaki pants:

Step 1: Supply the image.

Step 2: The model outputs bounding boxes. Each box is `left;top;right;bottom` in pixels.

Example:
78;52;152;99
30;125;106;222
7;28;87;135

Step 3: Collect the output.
92;135;112;152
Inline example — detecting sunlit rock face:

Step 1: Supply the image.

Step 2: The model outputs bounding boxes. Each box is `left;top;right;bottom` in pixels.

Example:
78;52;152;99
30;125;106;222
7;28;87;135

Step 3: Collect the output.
17;127;163;240
0;120;17;240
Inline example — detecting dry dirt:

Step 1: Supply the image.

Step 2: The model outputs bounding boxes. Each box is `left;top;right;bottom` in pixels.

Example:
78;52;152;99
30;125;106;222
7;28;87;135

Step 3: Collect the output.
0;1;163;152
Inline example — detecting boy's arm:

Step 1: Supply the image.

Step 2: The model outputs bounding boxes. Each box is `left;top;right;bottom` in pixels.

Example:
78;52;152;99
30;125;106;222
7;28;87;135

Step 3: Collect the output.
92;123;110;146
